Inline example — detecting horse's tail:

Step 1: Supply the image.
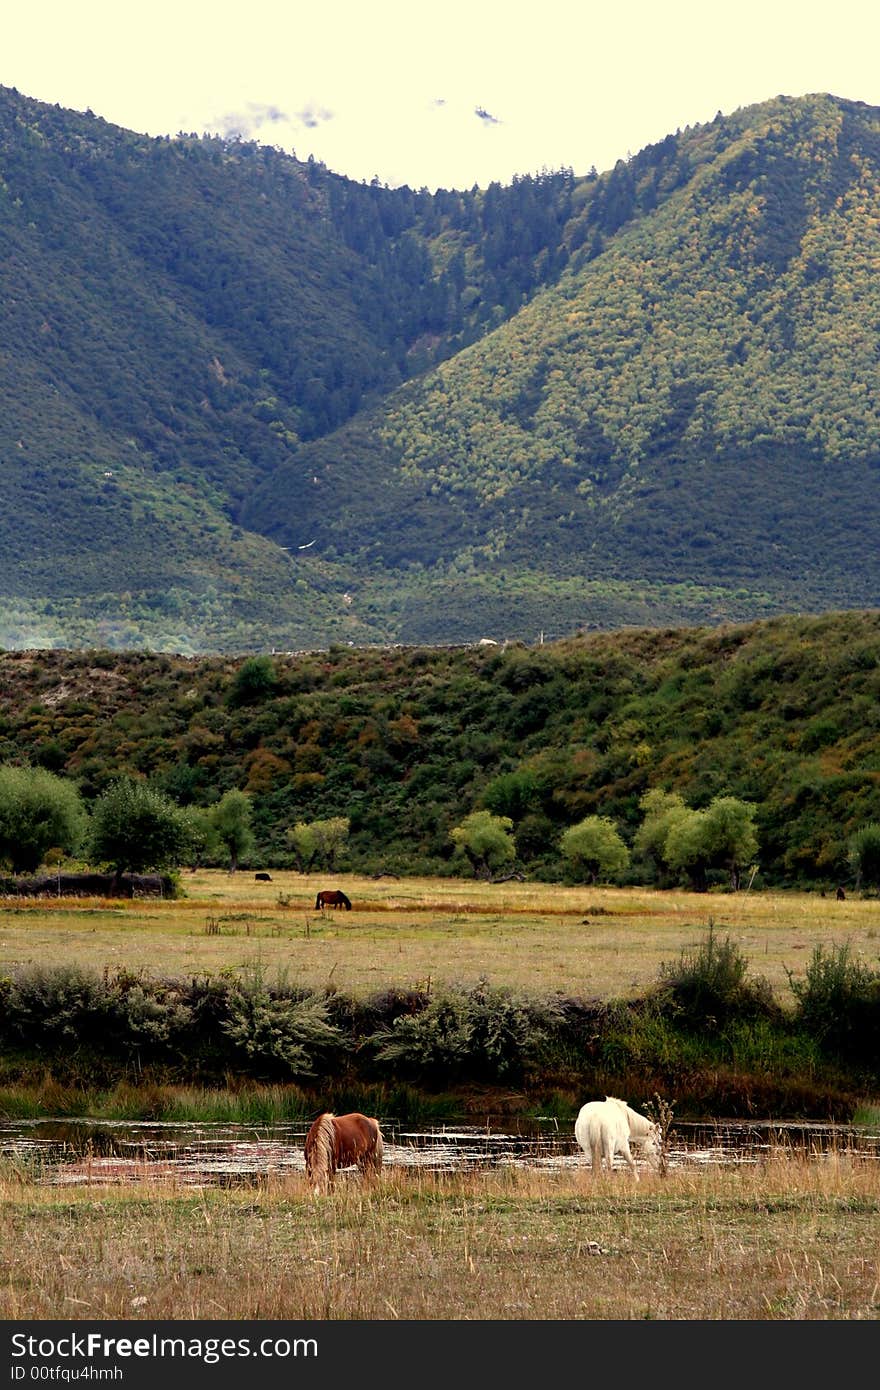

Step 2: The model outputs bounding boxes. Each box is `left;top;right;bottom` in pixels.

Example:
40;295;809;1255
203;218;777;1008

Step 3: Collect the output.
305;1113;336;1191
314;892;322;910
371;1121;384;1170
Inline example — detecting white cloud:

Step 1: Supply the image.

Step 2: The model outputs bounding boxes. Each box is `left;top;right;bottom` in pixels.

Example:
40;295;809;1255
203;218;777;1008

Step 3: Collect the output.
4;2;880;190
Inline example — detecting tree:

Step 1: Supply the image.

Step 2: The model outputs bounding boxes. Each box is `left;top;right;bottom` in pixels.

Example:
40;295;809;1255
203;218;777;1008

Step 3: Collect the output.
559;814;630;884
702;795;759;890
287;820;318;873
665;795;758;891
633;789;690;881
226;655;278;708
88;778;194;882
481;769;542;822
450;810;515;878
183;806;220;871
209;789;255;874
0;764;86;874
848;822;880;892
664;809;713;892
286;817;350;872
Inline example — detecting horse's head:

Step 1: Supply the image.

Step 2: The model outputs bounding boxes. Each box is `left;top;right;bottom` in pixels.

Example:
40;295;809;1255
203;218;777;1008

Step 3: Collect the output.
642;1121;663;1165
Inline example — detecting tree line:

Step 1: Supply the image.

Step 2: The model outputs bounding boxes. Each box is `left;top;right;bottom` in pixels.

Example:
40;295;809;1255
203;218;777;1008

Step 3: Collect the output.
2;759;879;896
0;763;352;887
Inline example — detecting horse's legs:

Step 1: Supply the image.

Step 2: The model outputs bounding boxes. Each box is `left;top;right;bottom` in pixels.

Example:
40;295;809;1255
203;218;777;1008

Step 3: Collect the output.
590;1138;603;1175
621;1139;639;1180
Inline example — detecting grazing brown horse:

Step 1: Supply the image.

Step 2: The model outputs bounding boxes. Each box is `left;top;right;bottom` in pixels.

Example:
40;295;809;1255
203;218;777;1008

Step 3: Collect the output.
315;889;352;910
304;1112;383;1192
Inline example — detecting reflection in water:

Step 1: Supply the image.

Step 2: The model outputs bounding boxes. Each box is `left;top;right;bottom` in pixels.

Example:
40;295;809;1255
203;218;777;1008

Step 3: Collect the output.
1;1117;877;1187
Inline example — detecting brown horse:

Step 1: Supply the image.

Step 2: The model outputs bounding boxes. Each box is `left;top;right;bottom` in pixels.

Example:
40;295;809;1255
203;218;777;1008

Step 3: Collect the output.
304;1112;383;1192
315;889;352;910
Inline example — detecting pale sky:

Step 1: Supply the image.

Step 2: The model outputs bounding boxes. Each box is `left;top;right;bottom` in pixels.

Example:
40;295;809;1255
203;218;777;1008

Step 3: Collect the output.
5;2;880;191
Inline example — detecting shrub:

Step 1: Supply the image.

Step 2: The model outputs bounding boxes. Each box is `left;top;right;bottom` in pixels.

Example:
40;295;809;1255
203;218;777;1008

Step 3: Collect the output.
656;924;779;1028
226;656;278;707
369;979;560;1084
787;943;880;1061
220;967;343;1076
0;965;110;1046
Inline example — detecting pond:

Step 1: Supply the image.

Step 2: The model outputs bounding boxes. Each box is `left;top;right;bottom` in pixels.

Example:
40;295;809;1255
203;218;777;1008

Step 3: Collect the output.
2;1116;879;1186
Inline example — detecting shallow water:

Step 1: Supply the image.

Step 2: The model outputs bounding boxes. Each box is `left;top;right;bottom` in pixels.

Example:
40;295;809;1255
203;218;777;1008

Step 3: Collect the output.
2;1116;878;1186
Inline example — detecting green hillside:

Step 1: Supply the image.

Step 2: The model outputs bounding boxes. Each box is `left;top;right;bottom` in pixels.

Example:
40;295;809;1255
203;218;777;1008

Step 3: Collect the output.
243;94;880;641
1;610;878;887
3;88;880;649
0;86;577;651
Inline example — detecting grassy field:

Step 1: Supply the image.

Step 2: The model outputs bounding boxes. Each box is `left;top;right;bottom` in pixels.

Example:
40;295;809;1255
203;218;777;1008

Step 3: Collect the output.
1;869;877;1005
2;873;878;1324
1;1156;878;1320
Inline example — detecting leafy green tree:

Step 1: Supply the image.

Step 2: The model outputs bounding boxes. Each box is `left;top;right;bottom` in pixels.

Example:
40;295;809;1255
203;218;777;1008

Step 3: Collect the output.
209;789;255;874
0;764;87;874
664;809;713;892
481;769;542;822
559;814;630;884
312;816;350;870
703;795;759;890
848;822;880;892
226;656;278;708
450;810;515;878
88;778;194;882
287;820;318;873
514;811;556;863
665;795;758;891
633;789;690;881
182;807;220;870
286;817;350;872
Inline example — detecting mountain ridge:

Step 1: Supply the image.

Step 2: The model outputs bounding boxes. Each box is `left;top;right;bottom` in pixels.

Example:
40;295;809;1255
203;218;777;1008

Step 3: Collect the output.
1;88;878;650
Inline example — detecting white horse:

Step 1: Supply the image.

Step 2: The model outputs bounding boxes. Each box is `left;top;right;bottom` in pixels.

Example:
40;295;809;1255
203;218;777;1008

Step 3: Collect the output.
574;1096;661;1180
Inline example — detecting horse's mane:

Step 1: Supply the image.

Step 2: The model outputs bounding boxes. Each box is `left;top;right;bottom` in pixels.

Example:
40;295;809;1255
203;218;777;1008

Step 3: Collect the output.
604;1095;656;1139
305;1112;337;1187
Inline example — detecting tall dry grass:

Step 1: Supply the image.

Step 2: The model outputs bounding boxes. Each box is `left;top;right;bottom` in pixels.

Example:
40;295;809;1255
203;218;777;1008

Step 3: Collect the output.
1;1155;878;1320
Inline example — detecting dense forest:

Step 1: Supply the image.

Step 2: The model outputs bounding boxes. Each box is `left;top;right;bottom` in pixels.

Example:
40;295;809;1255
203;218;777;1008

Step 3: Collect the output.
1;609;878;887
2;88;880;650
0;84;580;652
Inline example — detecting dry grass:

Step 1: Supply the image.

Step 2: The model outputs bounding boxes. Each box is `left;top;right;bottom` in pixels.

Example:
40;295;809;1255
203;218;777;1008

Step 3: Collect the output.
1;1156;878;1319
0;870;877;1004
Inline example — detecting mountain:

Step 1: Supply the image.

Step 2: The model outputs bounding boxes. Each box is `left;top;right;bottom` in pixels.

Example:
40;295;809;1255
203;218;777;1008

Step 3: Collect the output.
2;87;879;651
242;93;880;643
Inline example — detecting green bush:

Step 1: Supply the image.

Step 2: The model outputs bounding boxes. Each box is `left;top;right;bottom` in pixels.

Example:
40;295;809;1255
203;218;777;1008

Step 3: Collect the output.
656;924;779;1028
0;965;110;1045
787;943;880;1060
369;979;559;1083
220;966;343;1076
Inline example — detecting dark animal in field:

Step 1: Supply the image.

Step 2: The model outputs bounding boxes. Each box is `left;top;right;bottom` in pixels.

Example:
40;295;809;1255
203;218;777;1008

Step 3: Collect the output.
315;889;352;910
836;885;846;900
304;1112;383;1192
254;872;272;881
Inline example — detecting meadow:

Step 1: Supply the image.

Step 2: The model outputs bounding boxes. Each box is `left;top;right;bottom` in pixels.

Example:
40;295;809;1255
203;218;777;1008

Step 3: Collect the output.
1;869;876;1004
1;1157;878;1320
1;873;879;1322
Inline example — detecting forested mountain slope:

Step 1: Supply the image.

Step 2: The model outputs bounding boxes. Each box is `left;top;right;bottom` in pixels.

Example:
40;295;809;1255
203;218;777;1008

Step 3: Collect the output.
2;88;880;649
0;86;576;651
243;94;880;642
